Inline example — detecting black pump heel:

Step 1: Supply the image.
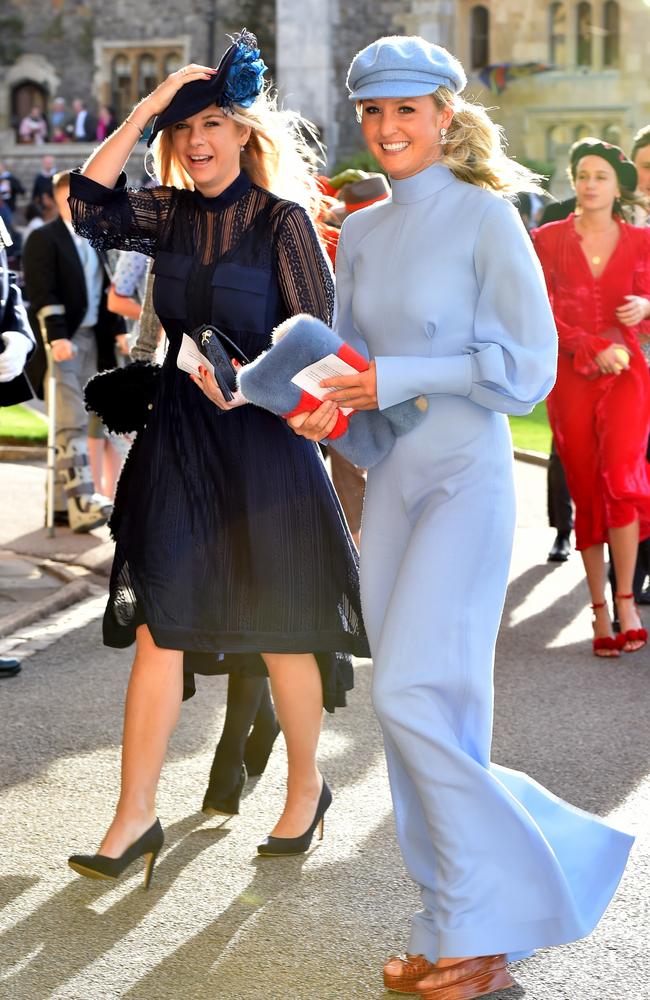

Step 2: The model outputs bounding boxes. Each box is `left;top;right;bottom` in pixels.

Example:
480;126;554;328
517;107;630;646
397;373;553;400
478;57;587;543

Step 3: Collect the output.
68;819;164;889
257;781;332;857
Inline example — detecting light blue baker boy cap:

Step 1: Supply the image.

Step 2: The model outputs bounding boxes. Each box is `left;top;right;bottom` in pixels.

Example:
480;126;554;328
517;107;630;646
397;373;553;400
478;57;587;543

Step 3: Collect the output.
347;35;467;101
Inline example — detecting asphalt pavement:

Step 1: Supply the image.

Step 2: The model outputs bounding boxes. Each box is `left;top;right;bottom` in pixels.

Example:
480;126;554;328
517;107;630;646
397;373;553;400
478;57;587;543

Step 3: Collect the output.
0;457;648;1000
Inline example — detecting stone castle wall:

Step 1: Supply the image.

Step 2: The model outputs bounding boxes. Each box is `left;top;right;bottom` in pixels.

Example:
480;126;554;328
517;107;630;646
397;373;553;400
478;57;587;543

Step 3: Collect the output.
2;1;650;192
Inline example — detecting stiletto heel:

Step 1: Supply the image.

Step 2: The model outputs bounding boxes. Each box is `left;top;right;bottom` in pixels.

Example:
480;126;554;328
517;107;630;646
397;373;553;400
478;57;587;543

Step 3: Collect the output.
257;780;332;856
614;593;648;653
68;819;164;889
143;851;159;890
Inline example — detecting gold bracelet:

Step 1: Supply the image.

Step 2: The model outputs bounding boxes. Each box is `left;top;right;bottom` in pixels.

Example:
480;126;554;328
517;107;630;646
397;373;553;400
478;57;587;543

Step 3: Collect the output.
124;117;144;137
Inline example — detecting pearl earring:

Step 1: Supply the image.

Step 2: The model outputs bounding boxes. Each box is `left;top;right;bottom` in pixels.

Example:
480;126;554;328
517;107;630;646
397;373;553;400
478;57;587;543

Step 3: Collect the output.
240;145;246;152
439;127;448;145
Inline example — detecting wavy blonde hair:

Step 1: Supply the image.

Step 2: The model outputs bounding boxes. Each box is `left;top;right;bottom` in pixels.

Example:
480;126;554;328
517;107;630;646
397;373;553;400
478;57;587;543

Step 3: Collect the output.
357;88;544;195
151;87;323;219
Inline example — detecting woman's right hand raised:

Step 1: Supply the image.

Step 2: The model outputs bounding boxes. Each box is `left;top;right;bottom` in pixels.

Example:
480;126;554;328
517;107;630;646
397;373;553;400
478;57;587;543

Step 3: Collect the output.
139;64;218;118
287;401;340;441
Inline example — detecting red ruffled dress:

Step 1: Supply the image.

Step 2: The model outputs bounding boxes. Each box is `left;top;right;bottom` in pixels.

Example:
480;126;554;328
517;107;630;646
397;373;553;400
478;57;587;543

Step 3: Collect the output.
533;215;650;550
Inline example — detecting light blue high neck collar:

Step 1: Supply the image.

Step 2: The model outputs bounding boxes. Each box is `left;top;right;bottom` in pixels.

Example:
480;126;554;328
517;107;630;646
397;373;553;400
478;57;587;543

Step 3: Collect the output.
390;162;454;204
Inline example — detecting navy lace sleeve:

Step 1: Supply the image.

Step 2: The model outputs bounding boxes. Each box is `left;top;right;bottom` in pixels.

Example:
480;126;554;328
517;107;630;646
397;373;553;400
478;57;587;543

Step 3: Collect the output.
275;204;334;324
68;169;173;257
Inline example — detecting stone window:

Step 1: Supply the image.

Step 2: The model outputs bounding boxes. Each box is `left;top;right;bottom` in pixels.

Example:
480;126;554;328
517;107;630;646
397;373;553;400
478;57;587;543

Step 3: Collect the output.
574;123;594;141
603;123;621;145
138;55;158;101
111;55;131;123
576;2;592;66
546;122;573;163
470;5;490;70
549;2;567;67
103;46;184;123
603;1;620;67
164;52;183;76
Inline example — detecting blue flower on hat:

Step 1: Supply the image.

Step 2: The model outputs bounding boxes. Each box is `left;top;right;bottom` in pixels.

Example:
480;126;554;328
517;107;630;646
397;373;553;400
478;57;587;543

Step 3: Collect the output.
223;29;267;108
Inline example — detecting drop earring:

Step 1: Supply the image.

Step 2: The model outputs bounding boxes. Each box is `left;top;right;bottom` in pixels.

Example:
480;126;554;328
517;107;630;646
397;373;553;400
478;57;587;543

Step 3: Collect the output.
439;127;448;145
240;145;246;152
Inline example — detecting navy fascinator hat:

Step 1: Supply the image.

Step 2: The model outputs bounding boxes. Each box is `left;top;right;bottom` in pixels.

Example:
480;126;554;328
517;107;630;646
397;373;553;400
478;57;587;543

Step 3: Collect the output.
147;29;267;147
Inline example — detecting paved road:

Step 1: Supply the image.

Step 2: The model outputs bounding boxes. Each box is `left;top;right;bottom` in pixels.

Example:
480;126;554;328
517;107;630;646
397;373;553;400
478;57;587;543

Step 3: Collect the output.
0;461;648;999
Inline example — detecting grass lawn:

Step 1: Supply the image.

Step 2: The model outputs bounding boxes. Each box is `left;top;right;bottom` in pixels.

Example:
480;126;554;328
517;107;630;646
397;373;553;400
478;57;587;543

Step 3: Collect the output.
0;403;48;444
0;399;552;455
509;402;551;455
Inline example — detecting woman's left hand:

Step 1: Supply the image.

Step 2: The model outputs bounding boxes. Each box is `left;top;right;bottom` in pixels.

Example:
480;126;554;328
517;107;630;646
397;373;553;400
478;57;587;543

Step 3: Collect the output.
190;363;247;410
321;360;378;410
615;295;650;327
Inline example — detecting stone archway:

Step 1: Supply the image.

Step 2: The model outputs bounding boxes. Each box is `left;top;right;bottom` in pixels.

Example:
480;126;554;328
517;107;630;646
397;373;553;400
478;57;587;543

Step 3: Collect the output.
0;54;60;134
11;81;47;134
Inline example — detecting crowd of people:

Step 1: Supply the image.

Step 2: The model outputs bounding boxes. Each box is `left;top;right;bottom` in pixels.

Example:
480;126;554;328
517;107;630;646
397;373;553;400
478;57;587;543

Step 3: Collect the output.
0;155;61;263
1;26;648;1000
16;98;117;146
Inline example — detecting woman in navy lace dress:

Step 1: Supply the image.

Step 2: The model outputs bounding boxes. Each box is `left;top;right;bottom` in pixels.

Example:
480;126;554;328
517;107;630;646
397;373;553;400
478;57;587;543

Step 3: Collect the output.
67;32;367;884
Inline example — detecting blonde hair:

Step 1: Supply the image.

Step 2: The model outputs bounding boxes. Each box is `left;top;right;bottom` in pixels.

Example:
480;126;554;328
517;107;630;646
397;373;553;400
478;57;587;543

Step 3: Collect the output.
357;88;544;195
433;88;543;194
151;87;323;219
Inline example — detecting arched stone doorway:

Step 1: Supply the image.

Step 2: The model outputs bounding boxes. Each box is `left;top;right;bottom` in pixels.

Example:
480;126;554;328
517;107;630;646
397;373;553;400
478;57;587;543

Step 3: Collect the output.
0;54;59;137
11;80;47;137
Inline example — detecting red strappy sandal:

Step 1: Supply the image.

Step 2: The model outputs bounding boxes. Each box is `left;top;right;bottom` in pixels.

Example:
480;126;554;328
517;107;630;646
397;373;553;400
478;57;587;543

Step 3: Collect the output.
614;593;648;653
591;601;621;657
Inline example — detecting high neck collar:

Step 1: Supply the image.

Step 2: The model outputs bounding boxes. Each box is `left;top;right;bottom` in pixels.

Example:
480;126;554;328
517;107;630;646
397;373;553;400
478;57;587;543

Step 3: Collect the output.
195;170;251;209
390;162;455;204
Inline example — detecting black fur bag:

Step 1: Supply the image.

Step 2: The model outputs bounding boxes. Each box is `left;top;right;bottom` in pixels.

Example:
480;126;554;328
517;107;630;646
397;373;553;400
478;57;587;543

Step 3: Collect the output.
84;361;162;435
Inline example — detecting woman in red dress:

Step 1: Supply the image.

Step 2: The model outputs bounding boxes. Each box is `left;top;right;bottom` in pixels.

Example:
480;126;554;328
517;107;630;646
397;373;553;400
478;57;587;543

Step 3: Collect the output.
533;139;650;656
533;138;650;657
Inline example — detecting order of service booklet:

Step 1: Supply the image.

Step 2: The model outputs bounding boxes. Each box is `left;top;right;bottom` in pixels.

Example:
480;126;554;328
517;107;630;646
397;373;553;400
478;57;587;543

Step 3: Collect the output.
176;333;215;379
291;354;358;416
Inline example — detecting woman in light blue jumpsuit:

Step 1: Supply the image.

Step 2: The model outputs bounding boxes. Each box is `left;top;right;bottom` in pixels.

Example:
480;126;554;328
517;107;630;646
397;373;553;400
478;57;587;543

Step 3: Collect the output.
290;36;634;1000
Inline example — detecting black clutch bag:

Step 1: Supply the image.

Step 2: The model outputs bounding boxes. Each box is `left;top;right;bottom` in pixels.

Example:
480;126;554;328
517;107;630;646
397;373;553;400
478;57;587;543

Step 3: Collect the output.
84;326;249;432
189;324;249;402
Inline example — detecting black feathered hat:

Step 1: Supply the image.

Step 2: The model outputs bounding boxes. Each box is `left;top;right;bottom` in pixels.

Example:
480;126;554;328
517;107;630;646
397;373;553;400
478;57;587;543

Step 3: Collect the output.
147;30;266;147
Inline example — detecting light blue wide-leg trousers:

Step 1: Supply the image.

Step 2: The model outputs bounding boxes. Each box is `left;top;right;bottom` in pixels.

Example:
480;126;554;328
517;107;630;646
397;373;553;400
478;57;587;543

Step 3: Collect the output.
360;399;633;961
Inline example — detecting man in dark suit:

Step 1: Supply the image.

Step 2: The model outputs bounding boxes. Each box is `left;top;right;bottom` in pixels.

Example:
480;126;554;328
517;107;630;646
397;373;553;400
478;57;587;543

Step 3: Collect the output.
1;216;36;677
71;99;97;142
22;170;125;532
540;194;576;225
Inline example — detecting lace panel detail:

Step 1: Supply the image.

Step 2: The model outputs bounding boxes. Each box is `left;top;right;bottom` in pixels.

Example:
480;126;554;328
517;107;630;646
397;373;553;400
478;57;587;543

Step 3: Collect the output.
69;185;173;256
273;204;334;324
